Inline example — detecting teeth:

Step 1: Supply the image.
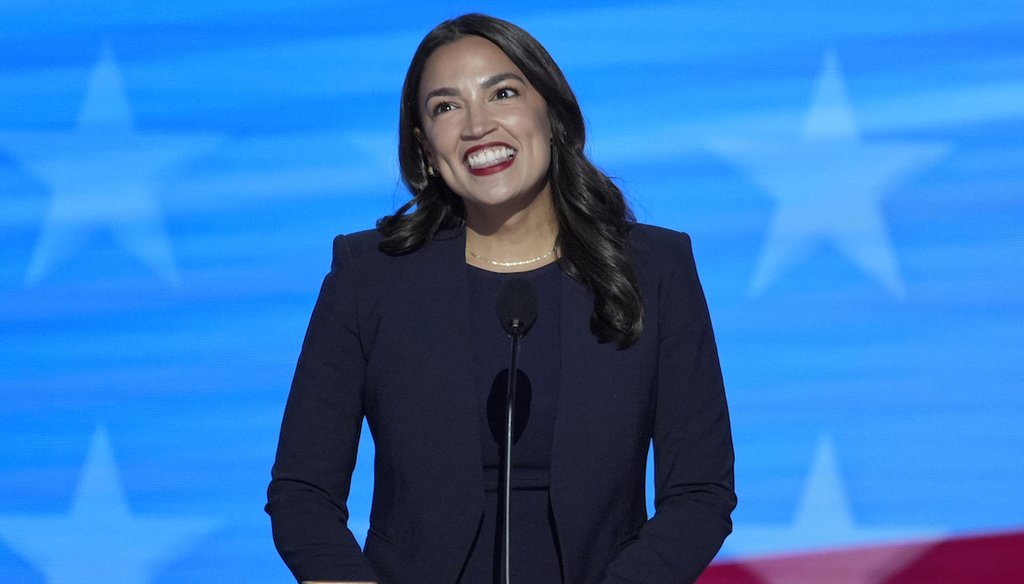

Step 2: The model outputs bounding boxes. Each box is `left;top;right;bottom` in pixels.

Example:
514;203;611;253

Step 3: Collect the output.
467;146;516;169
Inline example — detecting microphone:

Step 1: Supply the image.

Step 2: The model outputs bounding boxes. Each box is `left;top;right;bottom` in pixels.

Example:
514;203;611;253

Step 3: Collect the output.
496;278;538;337
494;278;537;584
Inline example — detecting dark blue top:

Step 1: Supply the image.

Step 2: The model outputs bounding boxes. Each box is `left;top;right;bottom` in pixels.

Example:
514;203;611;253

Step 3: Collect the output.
462;261;563;583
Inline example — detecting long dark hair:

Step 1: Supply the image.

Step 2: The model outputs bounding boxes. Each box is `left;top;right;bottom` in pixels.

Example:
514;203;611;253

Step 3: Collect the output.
378;13;643;347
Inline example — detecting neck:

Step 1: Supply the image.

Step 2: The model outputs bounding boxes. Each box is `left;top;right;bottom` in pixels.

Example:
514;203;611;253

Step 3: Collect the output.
464;190;559;272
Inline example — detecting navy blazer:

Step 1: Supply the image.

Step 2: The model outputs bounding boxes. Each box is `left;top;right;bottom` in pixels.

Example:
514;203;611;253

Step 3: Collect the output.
266;224;735;583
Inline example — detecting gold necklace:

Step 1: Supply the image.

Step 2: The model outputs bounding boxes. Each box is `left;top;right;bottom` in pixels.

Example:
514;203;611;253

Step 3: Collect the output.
466;247;557;268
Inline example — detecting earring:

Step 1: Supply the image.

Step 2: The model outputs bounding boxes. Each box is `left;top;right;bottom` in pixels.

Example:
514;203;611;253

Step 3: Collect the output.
427;166;436;177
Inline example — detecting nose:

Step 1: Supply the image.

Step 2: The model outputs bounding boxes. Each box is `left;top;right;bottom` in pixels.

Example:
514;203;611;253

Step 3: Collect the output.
461;104;496;139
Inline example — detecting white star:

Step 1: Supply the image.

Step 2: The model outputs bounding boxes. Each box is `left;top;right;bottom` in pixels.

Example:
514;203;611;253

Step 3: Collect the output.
0;426;219;583
711;50;950;297
0;43;221;287
727;435;944;555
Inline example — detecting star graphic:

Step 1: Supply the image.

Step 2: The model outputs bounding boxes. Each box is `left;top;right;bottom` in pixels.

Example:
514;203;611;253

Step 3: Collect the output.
724;435;943;583
0;43;221;287
710;50;950;297
0;426;220;583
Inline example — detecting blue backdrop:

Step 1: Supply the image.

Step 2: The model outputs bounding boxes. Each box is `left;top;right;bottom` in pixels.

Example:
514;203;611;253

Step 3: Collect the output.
2;1;1022;582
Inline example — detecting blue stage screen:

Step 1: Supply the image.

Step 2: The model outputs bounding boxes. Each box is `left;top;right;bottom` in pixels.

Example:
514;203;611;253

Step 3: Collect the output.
1;1;1022;582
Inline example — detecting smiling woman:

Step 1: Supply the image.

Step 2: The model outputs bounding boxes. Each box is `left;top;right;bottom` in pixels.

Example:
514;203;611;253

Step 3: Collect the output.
266;13;735;584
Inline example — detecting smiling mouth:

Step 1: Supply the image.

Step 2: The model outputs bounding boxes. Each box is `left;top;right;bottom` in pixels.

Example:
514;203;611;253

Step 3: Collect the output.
465;145;517;170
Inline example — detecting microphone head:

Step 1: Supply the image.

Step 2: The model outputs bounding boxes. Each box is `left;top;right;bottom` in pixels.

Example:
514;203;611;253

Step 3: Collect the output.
496;277;538;336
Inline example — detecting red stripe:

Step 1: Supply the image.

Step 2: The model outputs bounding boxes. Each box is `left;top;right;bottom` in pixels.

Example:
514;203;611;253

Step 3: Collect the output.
698;530;1024;583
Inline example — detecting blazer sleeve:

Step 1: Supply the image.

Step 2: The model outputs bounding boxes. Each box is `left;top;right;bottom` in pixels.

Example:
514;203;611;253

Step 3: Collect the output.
602;232;737;583
265;234;379;583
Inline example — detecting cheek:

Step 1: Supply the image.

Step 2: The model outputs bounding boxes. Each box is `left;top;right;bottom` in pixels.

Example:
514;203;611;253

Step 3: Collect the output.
539;112;552;138
535;115;552;159
421;122;457;162
533;113;553;155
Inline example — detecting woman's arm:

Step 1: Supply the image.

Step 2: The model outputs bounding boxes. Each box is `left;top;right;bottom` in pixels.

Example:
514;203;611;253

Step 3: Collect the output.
266;235;379;583
601;232;737;583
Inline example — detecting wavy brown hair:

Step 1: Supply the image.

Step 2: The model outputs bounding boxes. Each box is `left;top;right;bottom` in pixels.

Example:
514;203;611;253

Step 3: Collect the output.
377;13;643;347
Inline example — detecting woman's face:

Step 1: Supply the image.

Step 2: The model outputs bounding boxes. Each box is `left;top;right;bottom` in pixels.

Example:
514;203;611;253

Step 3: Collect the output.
417;35;553;222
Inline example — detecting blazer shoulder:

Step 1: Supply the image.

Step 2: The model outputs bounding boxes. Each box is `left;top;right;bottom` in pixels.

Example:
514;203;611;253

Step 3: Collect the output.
630;223;694;266
327;228;389;274
332;227;463;263
333;228;382;258
328;227;464;286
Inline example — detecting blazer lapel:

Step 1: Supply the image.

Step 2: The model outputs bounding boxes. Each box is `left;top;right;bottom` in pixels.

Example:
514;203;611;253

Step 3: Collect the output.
548;272;597;576
415;228;487;576
548;272;653;582
423;228;483;485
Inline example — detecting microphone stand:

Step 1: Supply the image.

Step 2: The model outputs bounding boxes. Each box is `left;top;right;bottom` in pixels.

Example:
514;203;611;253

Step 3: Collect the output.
494;277;536;584
500;317;525;584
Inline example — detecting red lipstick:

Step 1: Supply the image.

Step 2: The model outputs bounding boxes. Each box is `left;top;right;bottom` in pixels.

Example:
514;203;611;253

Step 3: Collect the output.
464;142;517;176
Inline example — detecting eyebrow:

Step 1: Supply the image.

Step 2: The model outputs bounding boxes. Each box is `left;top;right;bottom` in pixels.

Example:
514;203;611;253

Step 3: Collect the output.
422;72;527;108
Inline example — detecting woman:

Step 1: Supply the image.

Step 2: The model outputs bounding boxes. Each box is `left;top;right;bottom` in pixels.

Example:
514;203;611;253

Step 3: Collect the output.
266;13;735;584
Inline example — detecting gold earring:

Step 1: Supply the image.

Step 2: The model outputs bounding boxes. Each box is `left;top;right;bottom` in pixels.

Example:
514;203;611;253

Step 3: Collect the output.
427;166;436;177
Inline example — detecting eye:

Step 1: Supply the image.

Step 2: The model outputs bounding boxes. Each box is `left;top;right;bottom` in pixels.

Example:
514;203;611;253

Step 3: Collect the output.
430;101;456;118
493;86;519;100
